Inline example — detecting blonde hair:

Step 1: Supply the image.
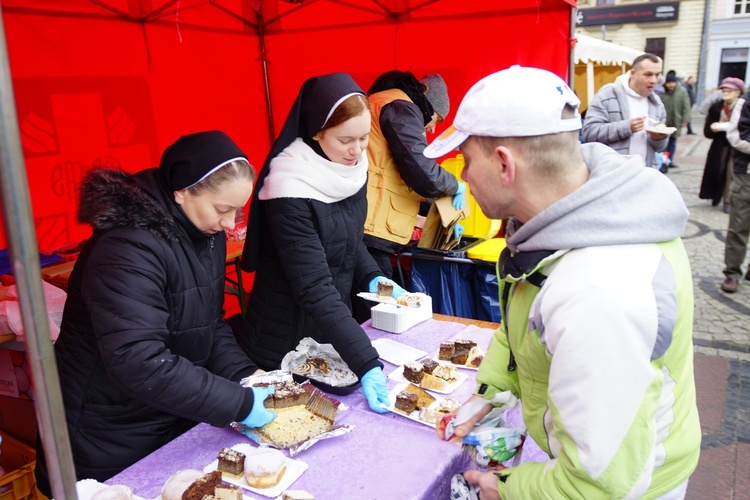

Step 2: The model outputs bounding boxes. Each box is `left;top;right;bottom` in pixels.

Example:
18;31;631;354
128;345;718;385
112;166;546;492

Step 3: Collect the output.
188;159;255;194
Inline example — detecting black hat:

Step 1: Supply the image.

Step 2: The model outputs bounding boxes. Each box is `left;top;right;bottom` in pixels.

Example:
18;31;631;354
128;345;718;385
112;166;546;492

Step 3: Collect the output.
665;73;677;83
159;130;247;191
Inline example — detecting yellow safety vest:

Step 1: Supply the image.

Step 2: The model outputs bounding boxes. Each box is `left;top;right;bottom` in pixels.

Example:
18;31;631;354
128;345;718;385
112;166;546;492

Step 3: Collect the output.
365;89;424;244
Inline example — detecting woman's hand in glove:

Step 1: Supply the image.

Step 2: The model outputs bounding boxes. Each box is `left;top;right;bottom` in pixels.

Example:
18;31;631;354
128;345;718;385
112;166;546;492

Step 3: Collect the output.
368;277;406;298
238;386;276;428
361;367;390;413
452;182;467;210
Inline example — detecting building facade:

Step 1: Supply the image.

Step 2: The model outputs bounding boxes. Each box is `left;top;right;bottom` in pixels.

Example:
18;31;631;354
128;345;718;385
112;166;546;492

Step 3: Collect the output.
705;0;750;93
575;1;705;94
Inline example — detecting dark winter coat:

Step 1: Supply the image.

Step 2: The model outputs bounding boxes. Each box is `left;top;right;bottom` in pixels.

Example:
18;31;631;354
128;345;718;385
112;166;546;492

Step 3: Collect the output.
700;100;734;202
36;168;258;491
729;92;750;174
239;183;383;379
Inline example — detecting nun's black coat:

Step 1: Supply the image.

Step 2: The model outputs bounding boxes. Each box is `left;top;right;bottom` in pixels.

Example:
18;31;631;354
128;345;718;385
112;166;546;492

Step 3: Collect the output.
35;133;258;493
239;73;383;379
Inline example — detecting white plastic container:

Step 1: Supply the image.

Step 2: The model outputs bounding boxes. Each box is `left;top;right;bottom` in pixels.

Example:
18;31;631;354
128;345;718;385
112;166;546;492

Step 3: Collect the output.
370;294;433;334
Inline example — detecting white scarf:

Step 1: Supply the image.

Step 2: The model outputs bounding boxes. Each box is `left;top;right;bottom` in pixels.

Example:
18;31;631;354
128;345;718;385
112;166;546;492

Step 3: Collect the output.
259;138;368;203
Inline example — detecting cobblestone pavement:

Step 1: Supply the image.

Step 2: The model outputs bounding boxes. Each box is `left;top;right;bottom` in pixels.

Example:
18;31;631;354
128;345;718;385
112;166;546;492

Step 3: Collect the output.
662;117;749;499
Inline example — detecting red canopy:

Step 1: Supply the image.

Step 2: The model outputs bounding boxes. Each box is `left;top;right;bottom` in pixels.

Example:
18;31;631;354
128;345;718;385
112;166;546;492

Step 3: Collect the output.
0;0;575;251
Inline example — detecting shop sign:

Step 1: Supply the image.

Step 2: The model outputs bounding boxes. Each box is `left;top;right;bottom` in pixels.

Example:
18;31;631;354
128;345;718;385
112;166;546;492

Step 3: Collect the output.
576;2;679;26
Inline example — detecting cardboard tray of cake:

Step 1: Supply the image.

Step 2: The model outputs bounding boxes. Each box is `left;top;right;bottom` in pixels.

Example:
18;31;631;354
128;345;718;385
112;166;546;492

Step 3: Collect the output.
234;371;354;455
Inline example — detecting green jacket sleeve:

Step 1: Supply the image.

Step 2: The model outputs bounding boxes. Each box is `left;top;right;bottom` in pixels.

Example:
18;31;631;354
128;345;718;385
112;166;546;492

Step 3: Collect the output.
474;325;521;400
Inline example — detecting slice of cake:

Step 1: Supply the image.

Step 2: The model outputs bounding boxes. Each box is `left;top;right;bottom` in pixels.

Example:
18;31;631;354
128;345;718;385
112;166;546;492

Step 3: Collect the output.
454;340;477;355
438;342;455;361
403;383;436;409
259;381;310;410
450;351;469;365
394;391;418;414
181;470;222;500
213;484;243;500
377;281;393;297
420;372;448;391
402;361;424;385
420;397;461;425
432;363;458;382
420;357;439;375
397;293;421;307
466;346;485;367
216;448;245;479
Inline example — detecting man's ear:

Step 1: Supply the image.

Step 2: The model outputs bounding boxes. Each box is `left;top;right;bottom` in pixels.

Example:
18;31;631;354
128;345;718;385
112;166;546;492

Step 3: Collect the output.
495;146;515;186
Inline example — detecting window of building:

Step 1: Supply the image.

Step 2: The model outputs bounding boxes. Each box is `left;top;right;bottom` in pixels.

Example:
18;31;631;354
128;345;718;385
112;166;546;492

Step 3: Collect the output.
645;38;666;62
597;0;615;5
735;0;750;14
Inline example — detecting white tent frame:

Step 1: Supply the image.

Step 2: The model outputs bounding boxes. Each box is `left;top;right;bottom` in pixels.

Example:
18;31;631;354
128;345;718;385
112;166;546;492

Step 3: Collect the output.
574;33;644;106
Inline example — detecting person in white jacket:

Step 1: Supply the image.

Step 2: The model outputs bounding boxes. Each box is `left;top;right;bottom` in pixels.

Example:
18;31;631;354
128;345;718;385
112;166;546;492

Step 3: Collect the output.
427;66;701;499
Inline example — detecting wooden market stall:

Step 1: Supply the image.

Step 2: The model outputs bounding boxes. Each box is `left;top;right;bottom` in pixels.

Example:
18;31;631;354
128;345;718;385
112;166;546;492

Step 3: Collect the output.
573;32;644;113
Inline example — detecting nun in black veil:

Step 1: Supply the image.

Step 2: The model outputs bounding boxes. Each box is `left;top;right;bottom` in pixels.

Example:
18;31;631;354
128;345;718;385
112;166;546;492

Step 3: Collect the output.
237;73;400;413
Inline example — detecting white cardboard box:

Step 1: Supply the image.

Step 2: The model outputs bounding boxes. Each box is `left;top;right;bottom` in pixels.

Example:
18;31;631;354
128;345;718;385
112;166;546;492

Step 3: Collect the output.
370;294;432;333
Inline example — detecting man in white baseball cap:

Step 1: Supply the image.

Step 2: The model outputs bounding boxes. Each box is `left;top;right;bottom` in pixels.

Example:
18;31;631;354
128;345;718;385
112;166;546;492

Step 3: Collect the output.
432;66;700;500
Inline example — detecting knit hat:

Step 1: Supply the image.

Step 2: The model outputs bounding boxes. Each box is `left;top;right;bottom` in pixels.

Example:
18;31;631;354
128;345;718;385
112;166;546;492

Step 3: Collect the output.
159;130;247;191
665;73;677;83
720;77;745;93
421;74;450;119
424;66;581;158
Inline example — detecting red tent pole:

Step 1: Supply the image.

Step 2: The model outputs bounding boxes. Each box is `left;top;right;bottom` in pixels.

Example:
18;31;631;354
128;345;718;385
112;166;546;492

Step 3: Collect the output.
257;8;275;146
0;5;79;500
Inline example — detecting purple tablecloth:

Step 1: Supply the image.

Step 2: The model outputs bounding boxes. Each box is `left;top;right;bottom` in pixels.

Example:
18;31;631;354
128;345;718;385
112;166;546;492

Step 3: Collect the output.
106;318;548;499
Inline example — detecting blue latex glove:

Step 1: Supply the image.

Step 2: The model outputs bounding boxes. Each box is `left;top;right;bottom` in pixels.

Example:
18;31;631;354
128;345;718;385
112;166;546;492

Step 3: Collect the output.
238;386;276;428
452;182;467;211
361;367;390;413
453;223;464;240
368;276;406;298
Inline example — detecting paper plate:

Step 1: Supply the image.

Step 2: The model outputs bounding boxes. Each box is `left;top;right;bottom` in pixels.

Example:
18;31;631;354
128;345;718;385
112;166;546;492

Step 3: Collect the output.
357;292;399;305
388;364;468;394
387;383;460;428
645;126;677;135
203;443;307;498
372;338;427;366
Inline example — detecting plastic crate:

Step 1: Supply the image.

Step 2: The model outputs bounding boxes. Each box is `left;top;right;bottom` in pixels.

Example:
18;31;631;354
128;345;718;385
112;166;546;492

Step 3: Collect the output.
466;238;507;263
440;155;503;239
0;430;38;500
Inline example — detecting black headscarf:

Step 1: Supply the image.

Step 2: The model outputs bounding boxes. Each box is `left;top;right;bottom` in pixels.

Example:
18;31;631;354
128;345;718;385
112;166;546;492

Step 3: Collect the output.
367;70;434;126
241;73;366;272
158;130;247;191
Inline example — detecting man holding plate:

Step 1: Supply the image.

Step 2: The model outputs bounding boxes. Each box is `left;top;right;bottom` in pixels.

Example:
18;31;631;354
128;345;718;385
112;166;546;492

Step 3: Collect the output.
582;53;670;171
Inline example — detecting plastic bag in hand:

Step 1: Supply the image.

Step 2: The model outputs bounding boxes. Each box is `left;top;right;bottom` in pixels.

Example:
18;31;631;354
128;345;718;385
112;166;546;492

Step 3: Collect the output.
462;426;525;467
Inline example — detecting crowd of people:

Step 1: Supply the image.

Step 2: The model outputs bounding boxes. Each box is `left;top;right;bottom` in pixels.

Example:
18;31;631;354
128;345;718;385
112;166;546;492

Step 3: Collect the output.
41;51;750;498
